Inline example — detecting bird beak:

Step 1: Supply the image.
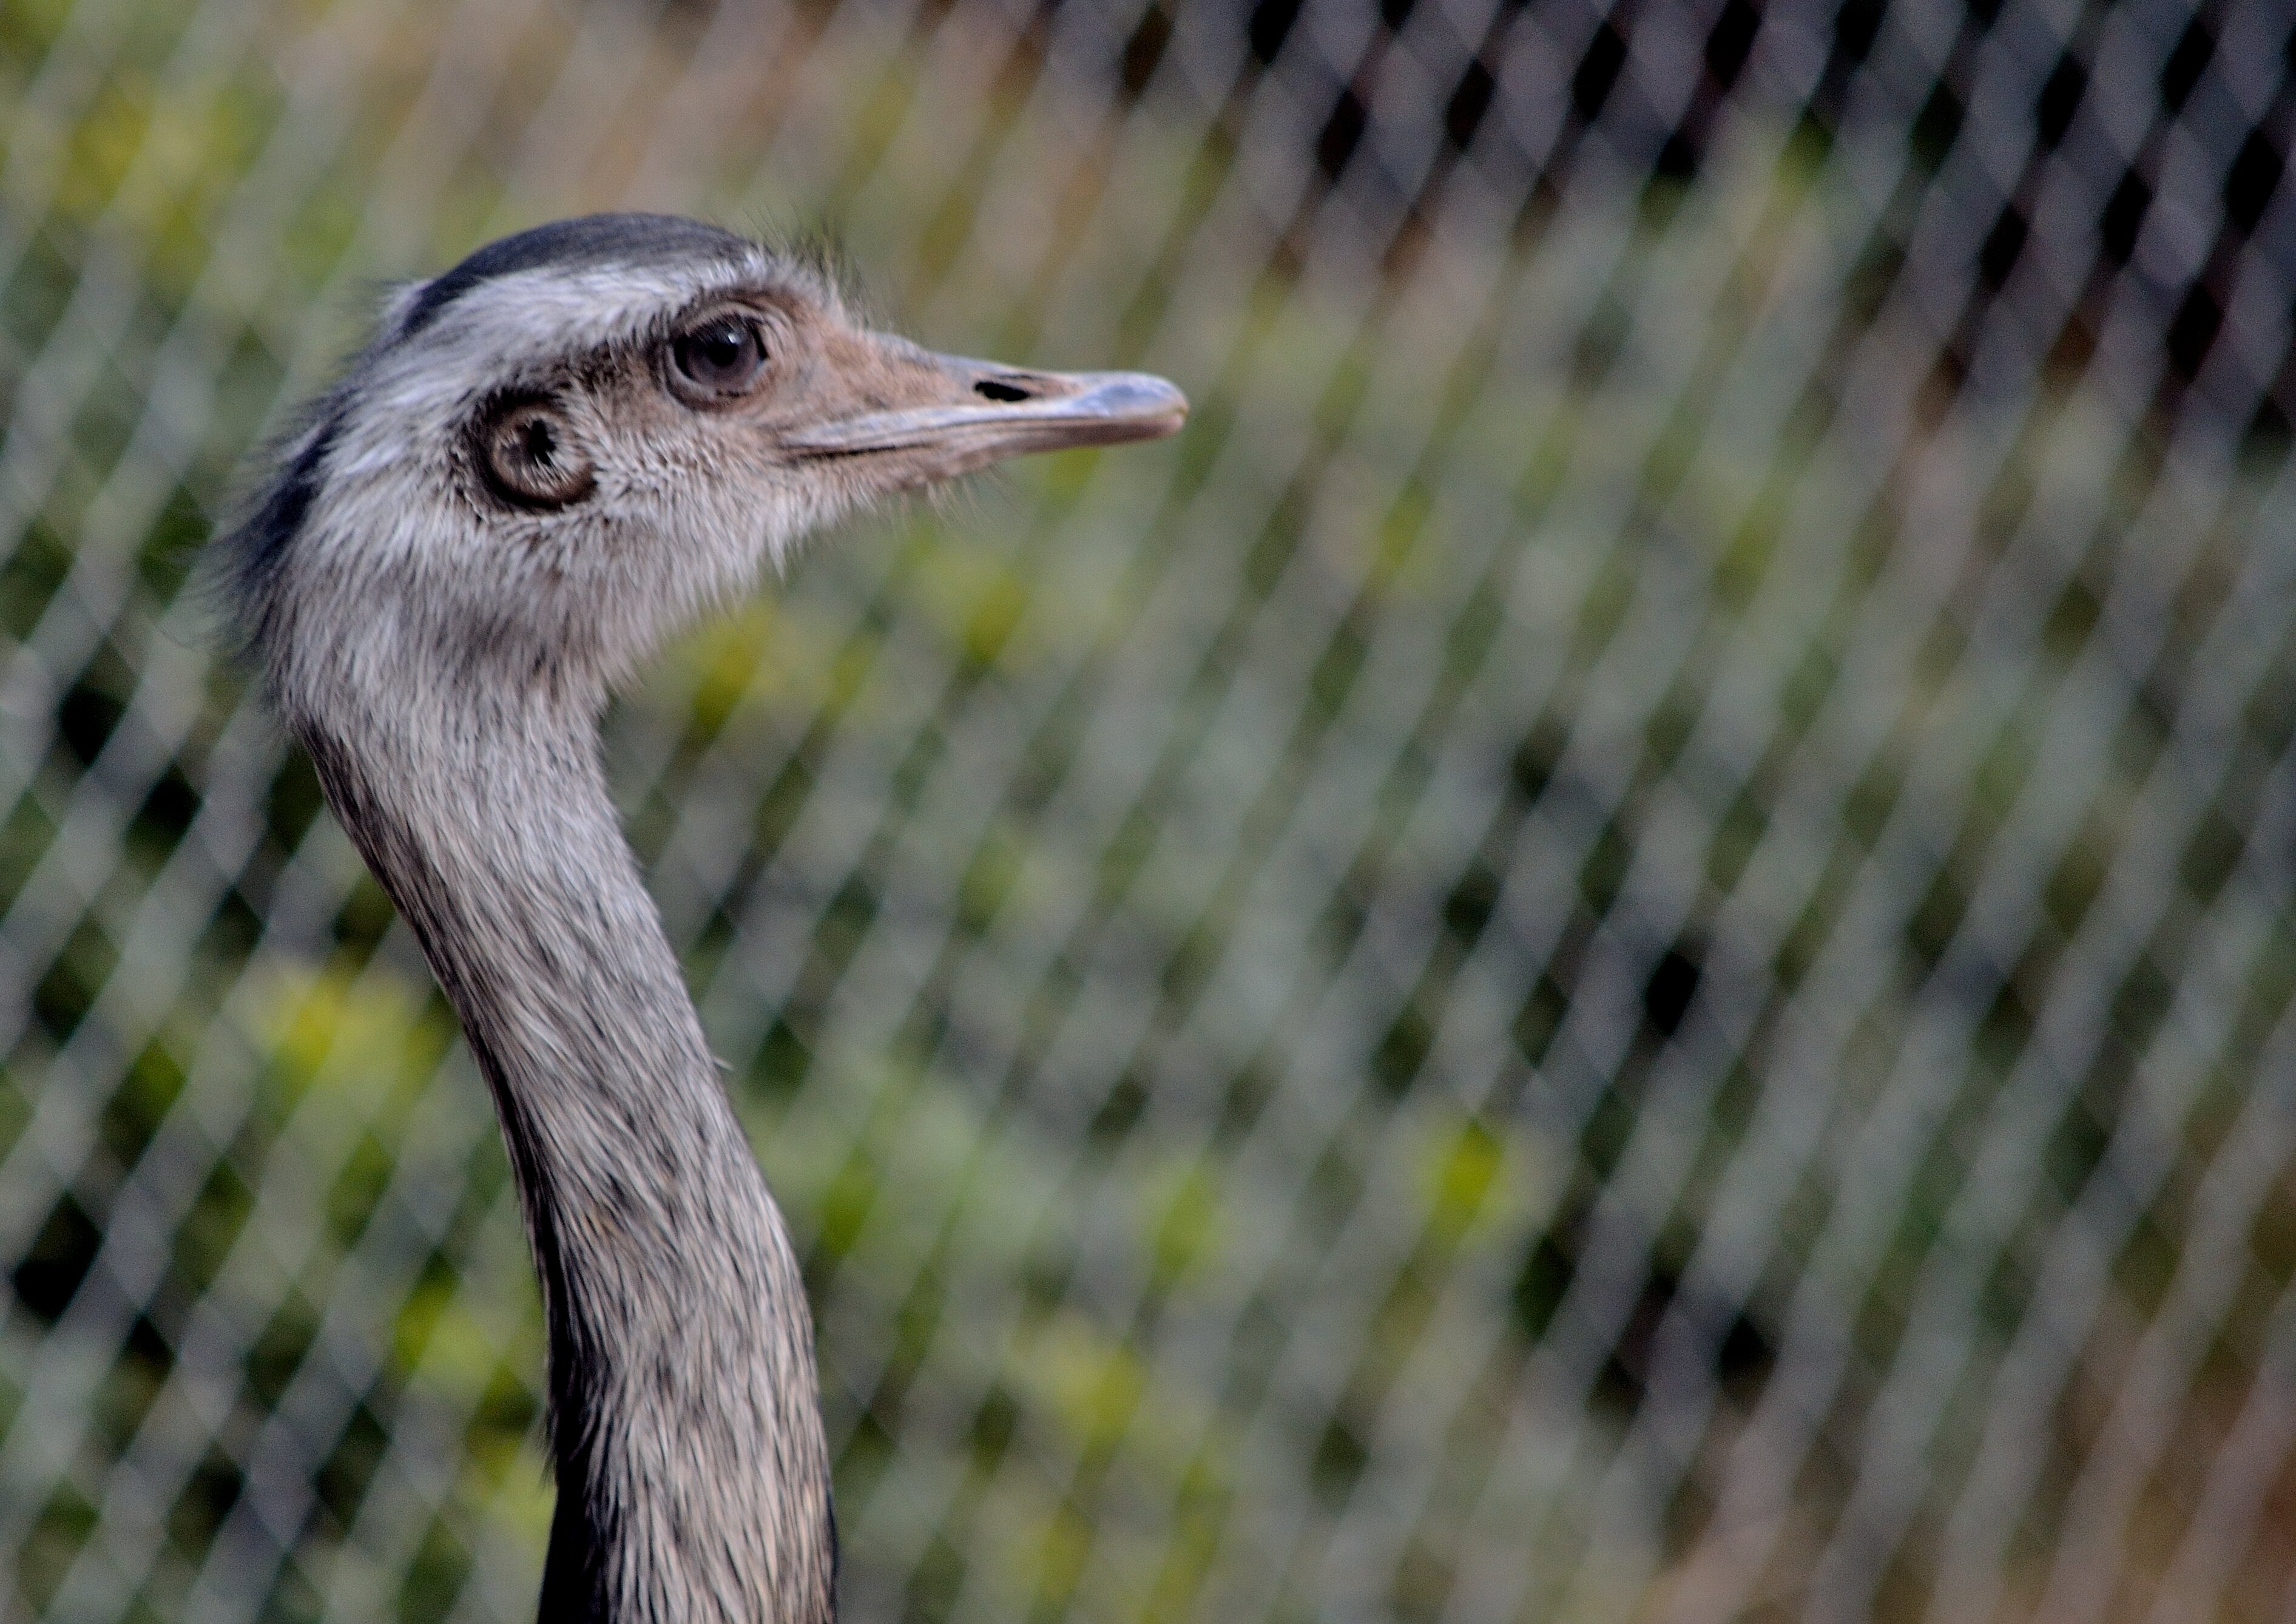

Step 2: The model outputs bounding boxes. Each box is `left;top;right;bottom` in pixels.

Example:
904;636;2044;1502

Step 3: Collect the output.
783;343;1187;482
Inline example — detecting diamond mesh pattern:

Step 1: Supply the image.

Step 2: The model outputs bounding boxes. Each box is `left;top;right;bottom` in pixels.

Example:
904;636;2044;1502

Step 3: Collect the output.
5;1;2296;1620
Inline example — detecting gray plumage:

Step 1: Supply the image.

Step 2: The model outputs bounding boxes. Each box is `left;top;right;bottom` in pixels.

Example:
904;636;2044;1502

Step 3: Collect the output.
215;214;1183;1624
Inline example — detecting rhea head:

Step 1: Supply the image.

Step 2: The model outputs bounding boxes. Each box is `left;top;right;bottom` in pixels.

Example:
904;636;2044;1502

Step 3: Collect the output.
226;212;1184;734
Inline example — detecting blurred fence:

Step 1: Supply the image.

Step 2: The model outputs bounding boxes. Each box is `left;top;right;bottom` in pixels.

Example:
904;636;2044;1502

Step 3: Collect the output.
5;1;2296;1620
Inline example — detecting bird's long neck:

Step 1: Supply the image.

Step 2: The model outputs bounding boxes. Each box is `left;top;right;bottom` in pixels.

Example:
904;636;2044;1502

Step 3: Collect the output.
299;686;835;1624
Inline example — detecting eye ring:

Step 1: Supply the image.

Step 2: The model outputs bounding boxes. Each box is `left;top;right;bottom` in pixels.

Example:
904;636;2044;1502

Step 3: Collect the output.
667;311;771;402
476;393;595;509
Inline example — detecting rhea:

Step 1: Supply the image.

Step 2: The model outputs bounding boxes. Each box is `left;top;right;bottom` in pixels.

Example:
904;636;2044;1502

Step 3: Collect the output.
216;215;1184;1623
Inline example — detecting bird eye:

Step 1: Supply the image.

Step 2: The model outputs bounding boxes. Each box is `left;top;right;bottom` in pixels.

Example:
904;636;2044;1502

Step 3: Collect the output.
669;315;768;399
478;396;595;509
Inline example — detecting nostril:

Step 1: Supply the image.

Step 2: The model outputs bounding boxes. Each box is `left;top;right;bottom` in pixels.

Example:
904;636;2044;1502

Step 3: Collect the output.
974;379;1032;402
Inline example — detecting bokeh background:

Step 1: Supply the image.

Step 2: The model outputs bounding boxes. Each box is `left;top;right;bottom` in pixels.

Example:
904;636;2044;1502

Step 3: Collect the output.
5;1;2296;1620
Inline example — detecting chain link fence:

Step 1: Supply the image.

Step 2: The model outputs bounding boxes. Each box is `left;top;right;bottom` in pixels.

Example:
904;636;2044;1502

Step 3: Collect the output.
4;0;2296;1619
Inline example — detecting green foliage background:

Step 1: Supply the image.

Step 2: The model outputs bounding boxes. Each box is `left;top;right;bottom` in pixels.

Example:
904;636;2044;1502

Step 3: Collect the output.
6;2;2296;1622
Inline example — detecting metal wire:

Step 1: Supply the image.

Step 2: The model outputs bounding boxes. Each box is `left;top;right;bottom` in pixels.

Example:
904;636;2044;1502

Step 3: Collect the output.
5;1;2295;1619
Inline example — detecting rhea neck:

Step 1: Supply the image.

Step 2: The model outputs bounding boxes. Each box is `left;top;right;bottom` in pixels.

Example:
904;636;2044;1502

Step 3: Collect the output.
286;635;837;1624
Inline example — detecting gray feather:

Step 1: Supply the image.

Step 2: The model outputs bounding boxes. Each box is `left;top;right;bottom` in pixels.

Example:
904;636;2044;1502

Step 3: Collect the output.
218;212;1184;1624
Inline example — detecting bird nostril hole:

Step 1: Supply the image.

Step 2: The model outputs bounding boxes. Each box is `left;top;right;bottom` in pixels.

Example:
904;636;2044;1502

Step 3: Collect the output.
974;379;1032;402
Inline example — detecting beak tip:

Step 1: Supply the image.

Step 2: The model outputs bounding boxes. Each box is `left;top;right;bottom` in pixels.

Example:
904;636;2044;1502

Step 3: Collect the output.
1086;371;1189;439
